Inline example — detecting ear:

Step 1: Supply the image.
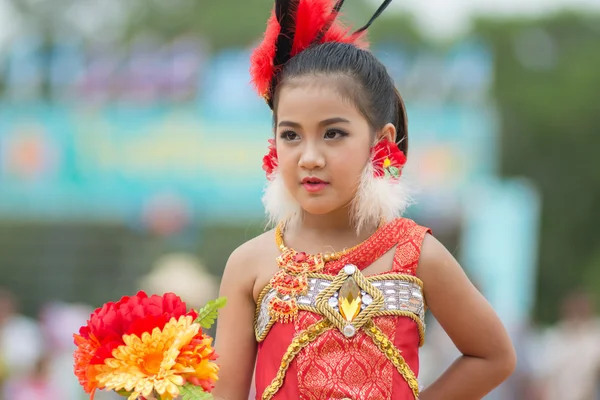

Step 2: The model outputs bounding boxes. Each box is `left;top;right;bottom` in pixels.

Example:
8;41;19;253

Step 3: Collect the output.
376;123;396;144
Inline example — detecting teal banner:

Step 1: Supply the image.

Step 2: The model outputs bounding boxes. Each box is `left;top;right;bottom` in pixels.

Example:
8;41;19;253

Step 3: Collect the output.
0;102;497;225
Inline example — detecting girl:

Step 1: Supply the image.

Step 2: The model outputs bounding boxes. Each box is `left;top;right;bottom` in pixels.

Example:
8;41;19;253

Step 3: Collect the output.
213;0;516;399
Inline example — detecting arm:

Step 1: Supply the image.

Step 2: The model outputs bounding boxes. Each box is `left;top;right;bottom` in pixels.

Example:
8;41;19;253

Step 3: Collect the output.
212;244;259;400
417;235;516;400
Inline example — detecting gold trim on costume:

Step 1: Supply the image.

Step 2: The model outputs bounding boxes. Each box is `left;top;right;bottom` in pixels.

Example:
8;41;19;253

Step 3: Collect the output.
364;321;420;399
254;283;276;342
261;320;332;400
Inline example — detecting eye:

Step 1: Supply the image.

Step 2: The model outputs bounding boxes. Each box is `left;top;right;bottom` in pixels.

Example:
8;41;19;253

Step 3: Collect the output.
324;129;348;140
280;130;300;141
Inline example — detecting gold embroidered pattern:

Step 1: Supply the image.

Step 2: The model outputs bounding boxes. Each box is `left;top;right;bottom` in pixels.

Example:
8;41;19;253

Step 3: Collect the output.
363;321;420;399
261;320;333;400
296;313;397;399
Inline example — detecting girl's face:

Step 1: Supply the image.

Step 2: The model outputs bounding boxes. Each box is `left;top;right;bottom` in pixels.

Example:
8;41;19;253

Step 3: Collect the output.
274;81;372;218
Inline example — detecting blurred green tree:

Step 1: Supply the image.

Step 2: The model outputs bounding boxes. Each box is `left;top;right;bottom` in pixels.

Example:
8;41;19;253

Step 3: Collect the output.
5;0;424;49
118;0;423;51
473;11;600;323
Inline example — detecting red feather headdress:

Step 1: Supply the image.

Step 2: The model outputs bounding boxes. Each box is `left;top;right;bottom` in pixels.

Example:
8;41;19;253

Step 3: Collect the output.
250;0;392;108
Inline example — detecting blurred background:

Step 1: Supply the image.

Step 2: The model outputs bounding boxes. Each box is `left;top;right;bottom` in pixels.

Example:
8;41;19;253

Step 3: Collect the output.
0;0;599;399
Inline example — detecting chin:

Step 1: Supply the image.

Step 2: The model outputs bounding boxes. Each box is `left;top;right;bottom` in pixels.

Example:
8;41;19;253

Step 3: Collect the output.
298;198;345;216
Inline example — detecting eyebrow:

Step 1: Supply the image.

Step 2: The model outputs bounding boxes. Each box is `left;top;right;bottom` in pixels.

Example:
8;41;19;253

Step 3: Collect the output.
278;117;350;128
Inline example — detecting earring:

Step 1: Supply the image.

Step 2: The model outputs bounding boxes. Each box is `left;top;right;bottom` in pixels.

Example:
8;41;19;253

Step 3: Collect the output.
262;138;278;180
371;139;407;179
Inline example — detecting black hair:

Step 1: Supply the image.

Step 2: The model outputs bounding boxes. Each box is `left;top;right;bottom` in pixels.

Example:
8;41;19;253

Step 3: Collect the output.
272;41;408;154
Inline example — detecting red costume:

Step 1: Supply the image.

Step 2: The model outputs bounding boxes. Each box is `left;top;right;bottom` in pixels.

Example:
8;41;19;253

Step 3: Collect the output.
254;218;431;399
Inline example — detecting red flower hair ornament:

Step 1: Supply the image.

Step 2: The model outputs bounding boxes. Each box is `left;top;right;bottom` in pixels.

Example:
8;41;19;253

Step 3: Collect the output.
262;138;278;180
371;138;407;179
250;0;393;107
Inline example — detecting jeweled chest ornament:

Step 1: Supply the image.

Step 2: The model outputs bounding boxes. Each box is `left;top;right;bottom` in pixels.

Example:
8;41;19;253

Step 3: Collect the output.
316;263;384;338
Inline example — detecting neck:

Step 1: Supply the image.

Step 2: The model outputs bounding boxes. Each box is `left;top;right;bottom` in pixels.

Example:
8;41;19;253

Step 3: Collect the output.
299;206;356;233
283;207;381;254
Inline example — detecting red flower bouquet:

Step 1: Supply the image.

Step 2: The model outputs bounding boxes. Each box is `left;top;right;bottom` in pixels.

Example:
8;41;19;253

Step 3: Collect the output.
73;291;226;400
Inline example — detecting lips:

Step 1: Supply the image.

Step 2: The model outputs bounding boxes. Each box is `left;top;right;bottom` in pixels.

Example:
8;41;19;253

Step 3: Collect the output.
301;177;328;185
301;177;329;193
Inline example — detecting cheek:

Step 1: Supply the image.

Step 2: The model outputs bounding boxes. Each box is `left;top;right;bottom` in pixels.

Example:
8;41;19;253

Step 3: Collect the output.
330;150;370;186
332;146;370;171
278;150;298;183
278;149;295;169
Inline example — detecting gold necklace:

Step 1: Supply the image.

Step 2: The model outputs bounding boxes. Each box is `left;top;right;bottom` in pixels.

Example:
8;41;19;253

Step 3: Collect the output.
274;220;384;262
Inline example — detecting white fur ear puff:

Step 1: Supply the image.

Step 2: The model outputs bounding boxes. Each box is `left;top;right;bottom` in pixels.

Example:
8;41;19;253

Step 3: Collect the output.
350;161;413;234
262;164;412;233
262;171;302;230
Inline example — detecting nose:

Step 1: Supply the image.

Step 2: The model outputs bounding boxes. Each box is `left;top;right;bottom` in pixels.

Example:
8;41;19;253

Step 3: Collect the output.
298;141;325;171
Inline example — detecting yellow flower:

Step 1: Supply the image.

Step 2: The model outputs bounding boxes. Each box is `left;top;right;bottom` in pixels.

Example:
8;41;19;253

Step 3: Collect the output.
94;315;201;400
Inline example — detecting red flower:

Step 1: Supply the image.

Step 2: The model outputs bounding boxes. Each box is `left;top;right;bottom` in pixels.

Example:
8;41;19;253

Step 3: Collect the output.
262;138;278;179
371;139;407;179
75;291;197;366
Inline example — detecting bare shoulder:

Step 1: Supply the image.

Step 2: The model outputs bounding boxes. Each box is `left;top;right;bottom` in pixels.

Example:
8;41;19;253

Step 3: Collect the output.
225;229;276;271
417;234;456;274
226;229;274;268
222;229;279;296
231;228;275;256
417;233;477;307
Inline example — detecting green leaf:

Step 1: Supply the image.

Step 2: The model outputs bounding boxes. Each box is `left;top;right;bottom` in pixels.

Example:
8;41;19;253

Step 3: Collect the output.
179;383;214;400
116;389;132;397
194;297;227;329
388;166;400;178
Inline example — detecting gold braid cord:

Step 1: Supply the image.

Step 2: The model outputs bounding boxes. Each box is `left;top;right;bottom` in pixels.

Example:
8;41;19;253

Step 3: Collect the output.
364;320;420;399
261;320;332;400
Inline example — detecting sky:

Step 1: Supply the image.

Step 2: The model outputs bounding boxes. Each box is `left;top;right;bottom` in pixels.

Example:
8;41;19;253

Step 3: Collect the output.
390;0;600;38
0;0;18;47
0;0;599;46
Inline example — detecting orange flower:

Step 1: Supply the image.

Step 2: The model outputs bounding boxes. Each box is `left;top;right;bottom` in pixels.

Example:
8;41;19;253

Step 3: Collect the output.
73;333;102;397
177;334;219;392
